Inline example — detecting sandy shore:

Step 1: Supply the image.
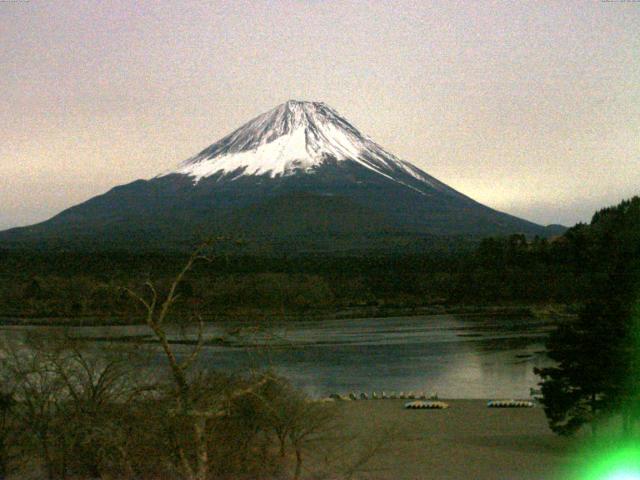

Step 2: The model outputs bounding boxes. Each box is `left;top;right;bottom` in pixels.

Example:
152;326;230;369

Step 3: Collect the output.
324;399;576;480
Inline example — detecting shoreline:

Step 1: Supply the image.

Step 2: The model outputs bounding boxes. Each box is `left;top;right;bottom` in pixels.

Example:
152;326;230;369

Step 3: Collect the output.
0;302;575;327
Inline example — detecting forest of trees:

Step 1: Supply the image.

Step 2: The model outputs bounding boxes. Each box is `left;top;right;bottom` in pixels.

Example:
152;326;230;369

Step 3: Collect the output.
0;225;601;320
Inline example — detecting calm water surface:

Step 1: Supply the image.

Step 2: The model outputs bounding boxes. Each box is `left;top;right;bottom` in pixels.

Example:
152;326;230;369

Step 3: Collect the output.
0;314;554;399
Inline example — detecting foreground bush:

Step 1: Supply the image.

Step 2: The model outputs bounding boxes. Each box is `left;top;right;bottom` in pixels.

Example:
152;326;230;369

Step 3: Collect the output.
0;334;341;479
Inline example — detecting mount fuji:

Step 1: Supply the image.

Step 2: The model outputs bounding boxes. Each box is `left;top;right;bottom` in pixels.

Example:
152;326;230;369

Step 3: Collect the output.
0;100;562;252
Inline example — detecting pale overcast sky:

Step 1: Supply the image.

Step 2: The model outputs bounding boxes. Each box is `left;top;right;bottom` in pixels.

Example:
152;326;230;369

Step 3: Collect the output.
1;0;639;230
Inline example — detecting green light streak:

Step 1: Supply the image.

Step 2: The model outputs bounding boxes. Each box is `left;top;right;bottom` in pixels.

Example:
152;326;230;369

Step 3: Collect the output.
606;472;640;480
571;444;640;480
573;298;640;480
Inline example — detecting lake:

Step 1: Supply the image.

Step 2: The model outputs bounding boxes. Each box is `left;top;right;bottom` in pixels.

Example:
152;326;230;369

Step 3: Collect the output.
0;313;555;399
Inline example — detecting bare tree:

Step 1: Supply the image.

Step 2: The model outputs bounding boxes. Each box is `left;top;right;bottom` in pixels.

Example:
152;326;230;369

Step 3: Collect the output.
0;333;153;480
251;375;339;480
50;339;154;478
1;335;74;479
288;398;337;480
125;241;272;480
125;243;212;479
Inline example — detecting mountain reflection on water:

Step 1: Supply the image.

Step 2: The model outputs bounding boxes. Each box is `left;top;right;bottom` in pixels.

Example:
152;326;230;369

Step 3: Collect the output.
0;314;555;399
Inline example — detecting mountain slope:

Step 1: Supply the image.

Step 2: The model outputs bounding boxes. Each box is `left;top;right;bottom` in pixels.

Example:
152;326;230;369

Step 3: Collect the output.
0;100;561;251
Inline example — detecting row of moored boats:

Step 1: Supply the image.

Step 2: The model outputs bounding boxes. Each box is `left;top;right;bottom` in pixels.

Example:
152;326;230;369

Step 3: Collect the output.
326;392;535;409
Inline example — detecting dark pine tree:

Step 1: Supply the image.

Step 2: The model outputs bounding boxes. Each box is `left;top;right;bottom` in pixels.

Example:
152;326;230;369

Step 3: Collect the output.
535;196;640;436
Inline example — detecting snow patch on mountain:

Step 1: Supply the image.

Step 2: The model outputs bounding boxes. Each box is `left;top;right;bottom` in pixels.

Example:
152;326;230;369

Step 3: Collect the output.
180;125;314;180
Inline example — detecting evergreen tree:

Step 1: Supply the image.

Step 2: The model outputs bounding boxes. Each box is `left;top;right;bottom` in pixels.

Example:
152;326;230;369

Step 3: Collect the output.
535;299;629;435
535;197;640;436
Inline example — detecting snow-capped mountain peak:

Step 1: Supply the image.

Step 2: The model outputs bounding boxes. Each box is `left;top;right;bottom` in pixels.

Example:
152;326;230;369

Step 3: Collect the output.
1;100;554;248
169;100;436;189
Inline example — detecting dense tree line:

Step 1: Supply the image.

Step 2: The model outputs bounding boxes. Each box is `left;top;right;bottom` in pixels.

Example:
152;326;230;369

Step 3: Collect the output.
0;227;598;320
536;196;640;436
